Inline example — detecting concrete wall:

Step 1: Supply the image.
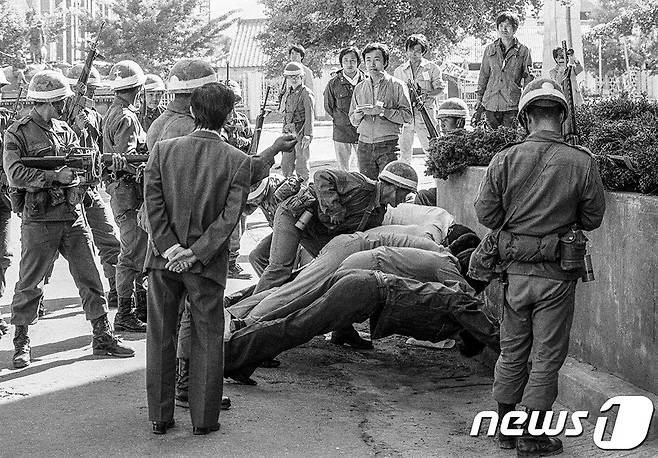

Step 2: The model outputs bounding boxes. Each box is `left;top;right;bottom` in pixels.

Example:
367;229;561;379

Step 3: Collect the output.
434;167;658;394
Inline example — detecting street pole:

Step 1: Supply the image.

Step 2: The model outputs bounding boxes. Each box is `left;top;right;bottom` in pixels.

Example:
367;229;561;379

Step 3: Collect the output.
598;37;603;94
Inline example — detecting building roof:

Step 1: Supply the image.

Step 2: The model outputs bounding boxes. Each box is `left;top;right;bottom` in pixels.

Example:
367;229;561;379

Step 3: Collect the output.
229;18;268;68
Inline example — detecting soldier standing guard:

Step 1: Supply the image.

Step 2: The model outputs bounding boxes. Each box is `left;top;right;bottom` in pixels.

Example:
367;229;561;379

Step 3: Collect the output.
65;64;121;309
0;69;13;338
3;70;134;367
103;60;149;332
140;74;166;132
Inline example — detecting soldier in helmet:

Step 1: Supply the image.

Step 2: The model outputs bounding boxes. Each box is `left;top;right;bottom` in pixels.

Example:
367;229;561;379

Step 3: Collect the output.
64;64;122;309
280;61;315;182
103;60;149;333
253;160;418;297
2;70;134;367
140;73;166;132
474;78;605;455
0;69;13;338
28;20;46;64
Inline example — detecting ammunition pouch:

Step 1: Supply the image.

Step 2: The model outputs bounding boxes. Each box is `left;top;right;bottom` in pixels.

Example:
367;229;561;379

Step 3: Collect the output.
23;190;50;217
498;231;560;264
559;229;587;271
65;186;86;206
281;185;317;218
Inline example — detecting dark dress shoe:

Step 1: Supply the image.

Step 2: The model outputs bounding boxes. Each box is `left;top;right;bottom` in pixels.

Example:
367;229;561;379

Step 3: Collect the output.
228;373;257;385
152;419;175;435
258;358;281;368
193;423;220;435
221;395;231;410
330;326;374;349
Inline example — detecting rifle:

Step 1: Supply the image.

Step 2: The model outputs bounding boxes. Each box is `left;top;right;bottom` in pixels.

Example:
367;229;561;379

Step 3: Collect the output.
226;61;230;85
248;86;271;155
63;21;105;126
470;103;486;128
20;147;148;185
407;81;439;139
561;40;579;146
8;86;25;123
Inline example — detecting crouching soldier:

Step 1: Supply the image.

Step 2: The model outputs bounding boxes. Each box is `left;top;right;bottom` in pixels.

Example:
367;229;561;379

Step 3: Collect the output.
3;70;134;368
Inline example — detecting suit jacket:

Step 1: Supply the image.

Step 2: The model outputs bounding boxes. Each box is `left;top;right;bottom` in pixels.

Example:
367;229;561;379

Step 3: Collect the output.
144;130;252;286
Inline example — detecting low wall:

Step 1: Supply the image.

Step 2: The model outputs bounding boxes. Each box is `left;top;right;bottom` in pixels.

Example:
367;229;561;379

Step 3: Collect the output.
435;167;658;395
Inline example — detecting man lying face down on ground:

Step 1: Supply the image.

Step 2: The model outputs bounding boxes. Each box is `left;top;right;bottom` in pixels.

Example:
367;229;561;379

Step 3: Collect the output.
222;225;498;385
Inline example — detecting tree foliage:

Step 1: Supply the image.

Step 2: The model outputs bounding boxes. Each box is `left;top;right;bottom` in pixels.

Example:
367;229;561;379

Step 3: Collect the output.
0;0;28;61
258;0;541;77
83;0;236;74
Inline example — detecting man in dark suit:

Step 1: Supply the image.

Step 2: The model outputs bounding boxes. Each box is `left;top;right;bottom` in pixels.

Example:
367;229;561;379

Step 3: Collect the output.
144;82;295;435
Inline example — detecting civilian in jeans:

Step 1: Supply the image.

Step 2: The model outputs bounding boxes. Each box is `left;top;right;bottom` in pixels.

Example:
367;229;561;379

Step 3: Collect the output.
476;11;534;129
349;43;412;179
324;46;366;171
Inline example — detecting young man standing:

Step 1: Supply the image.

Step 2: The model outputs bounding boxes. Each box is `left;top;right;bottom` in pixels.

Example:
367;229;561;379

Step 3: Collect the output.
281;62;314;182
394;34;444;162
349;43;412;179
287;44;315;95
476;11;534;129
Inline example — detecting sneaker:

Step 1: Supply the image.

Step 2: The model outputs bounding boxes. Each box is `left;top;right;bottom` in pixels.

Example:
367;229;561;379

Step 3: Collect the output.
227;263;252;280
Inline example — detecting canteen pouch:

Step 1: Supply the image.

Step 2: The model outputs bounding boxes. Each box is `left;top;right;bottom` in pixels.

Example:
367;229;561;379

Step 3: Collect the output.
65;186;86;206
559;228;587;271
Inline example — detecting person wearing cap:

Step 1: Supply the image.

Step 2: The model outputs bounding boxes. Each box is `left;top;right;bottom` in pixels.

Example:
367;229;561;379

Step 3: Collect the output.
287;44;315;95
413;98;469;207
140;73;166;132
28;20;46;64
476;11;534;129
393;34;444;163
65;64;122;309
2;70;135;367
280;61;315;182
349;43;413;180
253;160;418;294
102;59;149;333
324;46;366;171
474;78;605;455
0;69;14;338
224;231;498;384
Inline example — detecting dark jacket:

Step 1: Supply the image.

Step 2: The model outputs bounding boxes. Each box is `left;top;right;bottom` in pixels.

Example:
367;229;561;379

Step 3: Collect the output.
474;130;606;280
144;131;252;286
324;70;365;143
146;97;195;151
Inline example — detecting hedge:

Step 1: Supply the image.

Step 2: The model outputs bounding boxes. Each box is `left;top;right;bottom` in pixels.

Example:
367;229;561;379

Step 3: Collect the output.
426;95;658;195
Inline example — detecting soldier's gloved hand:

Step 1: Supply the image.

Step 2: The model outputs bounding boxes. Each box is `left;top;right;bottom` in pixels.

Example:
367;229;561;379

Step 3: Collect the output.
111;153;128;171
272;134;297;152
56;166;75;184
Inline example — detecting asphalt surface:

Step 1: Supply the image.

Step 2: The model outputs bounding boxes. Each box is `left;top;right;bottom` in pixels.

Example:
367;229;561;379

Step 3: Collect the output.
0;124;655;457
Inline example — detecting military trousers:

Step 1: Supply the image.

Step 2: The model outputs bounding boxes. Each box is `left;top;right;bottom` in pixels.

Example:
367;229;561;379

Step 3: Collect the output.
10;217;108;325
493;274;576;411
83;187;120;282
281;141;310;182
147;268;224;428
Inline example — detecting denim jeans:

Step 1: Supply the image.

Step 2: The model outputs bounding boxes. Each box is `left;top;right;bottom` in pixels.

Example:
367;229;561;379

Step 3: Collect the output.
225;269;499;377
356;139;399;180
493;274;576;411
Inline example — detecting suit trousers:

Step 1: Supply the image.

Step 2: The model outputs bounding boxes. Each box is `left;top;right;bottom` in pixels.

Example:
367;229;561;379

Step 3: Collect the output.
356;140;399;180
147;268;224;428
399;113;432;163
83;187;120;282
493;274;576;411
10;218;108;325
281;141;310;182
0;191;12;298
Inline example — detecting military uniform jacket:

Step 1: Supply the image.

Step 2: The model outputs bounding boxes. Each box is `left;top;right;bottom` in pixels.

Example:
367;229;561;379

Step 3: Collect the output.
474;130;606;280
324;70;365;143
282;85;314;137
222;110;253;153
141;105;165;133
102;94;147;157
146;98;195;152
0;107;12;187
72;107;103;151
3;109;81;222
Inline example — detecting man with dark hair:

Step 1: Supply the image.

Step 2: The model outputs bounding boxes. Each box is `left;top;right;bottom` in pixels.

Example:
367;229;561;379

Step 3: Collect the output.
324;46;365;171
475;78;605;455
394;34;444;162
349;43;412;179
288;44;314;94
144;82;295;435
476;11;534;129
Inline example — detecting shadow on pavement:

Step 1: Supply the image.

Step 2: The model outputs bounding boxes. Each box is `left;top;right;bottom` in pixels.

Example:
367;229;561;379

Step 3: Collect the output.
0;354;100;383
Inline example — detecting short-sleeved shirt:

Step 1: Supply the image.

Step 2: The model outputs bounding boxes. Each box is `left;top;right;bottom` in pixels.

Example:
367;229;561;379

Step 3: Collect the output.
393;58;444;113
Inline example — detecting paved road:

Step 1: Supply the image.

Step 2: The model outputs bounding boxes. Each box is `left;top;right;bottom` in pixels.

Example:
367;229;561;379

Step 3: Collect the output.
0;124;655;456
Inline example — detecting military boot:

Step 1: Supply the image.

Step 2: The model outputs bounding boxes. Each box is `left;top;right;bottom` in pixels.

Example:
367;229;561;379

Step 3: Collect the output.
107;277;118;309
37;295;47;317
13;325;31;369
91;314;135;358
498;402;518;449
114;297;146;333
175;358;190;408
516;411;563;457
135;290;147;323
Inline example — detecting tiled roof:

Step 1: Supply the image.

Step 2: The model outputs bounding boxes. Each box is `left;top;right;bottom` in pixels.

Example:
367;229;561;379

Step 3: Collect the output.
229;18;268;68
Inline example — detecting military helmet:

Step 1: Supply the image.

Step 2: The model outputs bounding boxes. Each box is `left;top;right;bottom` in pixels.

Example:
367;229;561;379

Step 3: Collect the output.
27;70;74;102
107;60;146;91
437;98;469;119
283;62;304;77
517;78;568;127
378;160;418;192
66;64;103;87
167;59;216;94
0;70;9;87
144;73;166;92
